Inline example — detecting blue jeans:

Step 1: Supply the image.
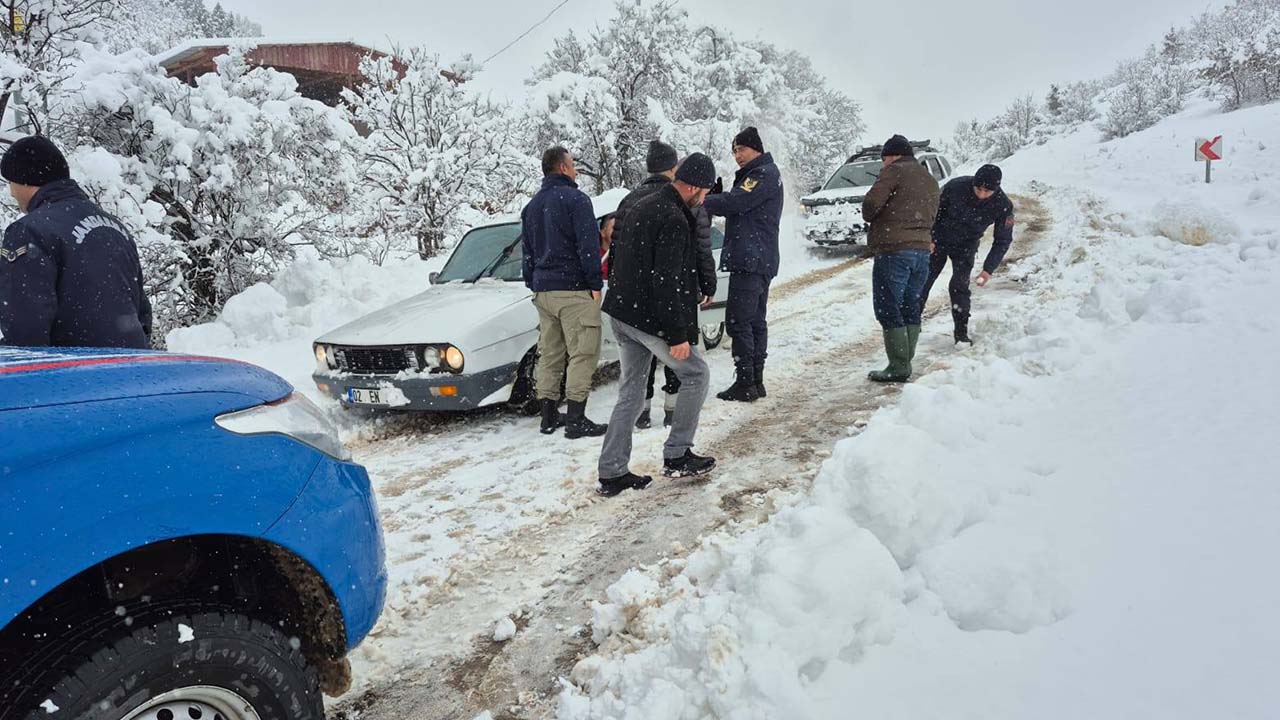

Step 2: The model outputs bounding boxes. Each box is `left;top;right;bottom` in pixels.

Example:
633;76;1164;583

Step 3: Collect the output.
872;250;931;329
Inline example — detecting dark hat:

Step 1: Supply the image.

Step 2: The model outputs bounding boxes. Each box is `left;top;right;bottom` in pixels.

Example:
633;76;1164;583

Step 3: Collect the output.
646;140;679;173
974;164;1003;189
881;134;914;158
732;126;764;154
675;152;716;189
1;135;71;187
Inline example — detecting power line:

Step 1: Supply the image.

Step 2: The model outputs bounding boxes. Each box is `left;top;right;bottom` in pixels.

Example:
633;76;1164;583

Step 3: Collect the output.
482;0;572;66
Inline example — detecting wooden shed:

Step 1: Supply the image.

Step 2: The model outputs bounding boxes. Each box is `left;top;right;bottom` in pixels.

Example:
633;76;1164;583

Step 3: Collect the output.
157;39;394;106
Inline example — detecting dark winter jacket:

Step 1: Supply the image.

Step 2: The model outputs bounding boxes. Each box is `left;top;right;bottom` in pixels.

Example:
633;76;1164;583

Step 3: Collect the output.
703;152;783;278
603;184;700;346
861;157;940;255
0;179;151;349
932;176;1016;274
520;174;603;292
613;174;716;296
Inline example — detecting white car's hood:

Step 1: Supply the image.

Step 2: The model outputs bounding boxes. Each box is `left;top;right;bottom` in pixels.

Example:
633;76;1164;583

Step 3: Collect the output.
801;186;867;205
316;280;531;349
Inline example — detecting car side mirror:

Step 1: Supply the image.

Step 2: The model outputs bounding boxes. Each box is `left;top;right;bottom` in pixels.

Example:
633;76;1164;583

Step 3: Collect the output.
428;271;440;285
809;185;821;194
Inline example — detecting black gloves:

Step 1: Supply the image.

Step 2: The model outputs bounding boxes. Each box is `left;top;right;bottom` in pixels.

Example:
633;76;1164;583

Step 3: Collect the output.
711;176;724;195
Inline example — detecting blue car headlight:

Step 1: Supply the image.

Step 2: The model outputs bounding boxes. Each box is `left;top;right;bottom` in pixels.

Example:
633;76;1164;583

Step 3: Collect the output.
216;392;351;461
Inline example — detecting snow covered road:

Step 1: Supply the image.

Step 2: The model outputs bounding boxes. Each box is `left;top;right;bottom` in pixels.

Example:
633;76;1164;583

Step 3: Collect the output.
329;199;1052;719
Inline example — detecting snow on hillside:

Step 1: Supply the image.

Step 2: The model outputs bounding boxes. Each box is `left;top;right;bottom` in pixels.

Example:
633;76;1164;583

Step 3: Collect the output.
556;102;1280;719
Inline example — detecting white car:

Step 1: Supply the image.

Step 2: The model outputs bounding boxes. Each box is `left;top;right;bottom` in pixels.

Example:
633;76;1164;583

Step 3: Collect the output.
311;190;730;412
800;141;954;248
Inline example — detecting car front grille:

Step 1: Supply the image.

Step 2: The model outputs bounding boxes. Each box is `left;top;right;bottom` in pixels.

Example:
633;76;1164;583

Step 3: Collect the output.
334;346;418;375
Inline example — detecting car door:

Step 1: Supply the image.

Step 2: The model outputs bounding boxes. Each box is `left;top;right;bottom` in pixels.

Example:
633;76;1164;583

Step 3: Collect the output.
701;226;730;328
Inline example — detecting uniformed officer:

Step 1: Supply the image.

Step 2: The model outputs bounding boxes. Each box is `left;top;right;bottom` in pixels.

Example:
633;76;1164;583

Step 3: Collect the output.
702;127;784;402
924;164;1016;344
0;136;152;348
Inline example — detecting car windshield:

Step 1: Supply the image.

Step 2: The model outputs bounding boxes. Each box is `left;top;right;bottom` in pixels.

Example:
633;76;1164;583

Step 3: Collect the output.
822;161;880;191
436;223;524;283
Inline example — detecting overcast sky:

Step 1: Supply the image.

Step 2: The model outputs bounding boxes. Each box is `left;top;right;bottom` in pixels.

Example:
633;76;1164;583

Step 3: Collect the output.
213;0;1226;145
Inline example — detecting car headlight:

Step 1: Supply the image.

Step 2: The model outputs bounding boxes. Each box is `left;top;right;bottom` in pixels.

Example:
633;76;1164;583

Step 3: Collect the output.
215;392;351;461
444;345;465;371
800;205;812;216
423;346;441;369
314;343;336;370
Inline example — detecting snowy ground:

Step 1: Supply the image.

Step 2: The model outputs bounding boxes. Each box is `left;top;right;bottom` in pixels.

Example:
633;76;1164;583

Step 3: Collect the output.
555;100;1280;719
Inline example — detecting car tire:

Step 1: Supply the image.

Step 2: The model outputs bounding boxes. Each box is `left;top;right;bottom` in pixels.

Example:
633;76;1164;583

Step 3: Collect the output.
700;322;725;350
16;611;323;720
509;348;541;416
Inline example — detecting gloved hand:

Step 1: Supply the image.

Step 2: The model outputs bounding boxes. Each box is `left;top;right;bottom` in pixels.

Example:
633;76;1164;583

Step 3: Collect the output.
711;176;723;195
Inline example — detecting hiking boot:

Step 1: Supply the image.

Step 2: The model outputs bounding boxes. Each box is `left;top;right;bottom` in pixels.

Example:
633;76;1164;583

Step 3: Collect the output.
564;400;607;439
539;398;563;435
663;410;675;428
906;325;922;360
868;327;912;383
716;367;760;403
954;325;973;345
754;364;767;398
662;450;717;479
635;409;652;429
597;472;653;497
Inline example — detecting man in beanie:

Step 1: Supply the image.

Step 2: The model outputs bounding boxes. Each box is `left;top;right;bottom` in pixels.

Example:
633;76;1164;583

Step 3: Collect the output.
521;146;608;439
923;164;1016;344
0;135;151;349
597;152;719;497
612;140;717;429
861;134;940;382
703;126;784;403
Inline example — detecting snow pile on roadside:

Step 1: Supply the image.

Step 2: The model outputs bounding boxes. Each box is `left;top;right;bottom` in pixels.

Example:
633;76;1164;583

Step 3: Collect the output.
557;102;1280;719
166;252;437;401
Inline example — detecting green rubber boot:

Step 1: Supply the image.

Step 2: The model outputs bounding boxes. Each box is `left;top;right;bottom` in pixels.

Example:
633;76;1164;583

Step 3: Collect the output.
868;327;912;383
906;324;922;361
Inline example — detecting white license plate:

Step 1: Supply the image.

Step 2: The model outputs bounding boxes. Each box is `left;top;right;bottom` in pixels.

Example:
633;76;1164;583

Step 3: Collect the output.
346;387;384;405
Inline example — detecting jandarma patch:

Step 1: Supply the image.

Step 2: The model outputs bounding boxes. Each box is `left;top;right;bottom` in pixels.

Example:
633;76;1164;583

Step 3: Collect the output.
0;246;28;262
742;178;758;192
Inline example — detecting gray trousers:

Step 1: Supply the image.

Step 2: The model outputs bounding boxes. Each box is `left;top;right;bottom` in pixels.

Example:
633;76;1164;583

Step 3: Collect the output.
598;317;710;478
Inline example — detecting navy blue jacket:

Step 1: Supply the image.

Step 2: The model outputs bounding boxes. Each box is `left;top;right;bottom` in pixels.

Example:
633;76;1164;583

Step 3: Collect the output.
932;176;1016;274
703;152;784;279
0;180;151;348
520;175;603;292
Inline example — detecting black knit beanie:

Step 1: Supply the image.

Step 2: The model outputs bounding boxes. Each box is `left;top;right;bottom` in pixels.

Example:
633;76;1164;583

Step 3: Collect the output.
1;136;71;186
974;164;1003;189
881;134;914;158
646;140;679;173
675;153;717;189
733;127;764;154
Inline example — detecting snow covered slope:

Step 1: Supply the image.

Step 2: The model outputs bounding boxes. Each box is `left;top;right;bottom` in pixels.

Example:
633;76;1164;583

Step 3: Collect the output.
556;101;1280;719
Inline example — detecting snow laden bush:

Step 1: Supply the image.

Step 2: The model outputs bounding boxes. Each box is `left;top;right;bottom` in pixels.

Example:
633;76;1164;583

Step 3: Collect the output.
525;0;863;195
343;48;536;261
56;44;364;334
1195;0;1280;110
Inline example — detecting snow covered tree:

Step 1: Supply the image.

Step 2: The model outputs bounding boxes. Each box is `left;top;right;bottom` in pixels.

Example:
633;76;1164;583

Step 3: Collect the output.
345;47;536;260
58;44;364;330
1194;0;1280;109
1046;84;1063;118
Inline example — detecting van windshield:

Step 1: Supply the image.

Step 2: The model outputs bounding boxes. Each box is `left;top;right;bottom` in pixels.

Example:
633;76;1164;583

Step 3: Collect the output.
436;223;524;283
822;161;880;191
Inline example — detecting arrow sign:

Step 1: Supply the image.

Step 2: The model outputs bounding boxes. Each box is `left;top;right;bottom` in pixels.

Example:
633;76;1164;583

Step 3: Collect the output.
1196;135;1223;161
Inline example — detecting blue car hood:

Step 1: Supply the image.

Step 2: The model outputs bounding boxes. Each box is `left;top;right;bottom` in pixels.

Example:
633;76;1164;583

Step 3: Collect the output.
0;347;293;412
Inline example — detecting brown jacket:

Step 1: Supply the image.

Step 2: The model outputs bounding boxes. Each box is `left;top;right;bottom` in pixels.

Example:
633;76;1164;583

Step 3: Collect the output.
861;157;941;255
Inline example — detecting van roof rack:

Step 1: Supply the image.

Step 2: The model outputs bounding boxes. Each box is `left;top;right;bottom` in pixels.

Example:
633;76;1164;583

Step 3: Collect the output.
847;139;934;163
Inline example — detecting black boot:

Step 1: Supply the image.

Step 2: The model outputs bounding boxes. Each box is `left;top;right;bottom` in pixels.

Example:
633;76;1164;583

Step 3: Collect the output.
597;472;653;497
539;398;563;435
662;449;717;478
635;408;652;429
754;364;767;398
716;367;761;403
663;410;674;428
564;399;607;439
954;309;973;345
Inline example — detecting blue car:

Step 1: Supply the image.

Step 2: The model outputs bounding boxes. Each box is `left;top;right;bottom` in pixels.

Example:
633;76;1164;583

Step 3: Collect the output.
0;347;385;720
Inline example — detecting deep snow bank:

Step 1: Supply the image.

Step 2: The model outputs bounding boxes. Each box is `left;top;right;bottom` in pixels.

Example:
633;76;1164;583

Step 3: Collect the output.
557;101;1280;719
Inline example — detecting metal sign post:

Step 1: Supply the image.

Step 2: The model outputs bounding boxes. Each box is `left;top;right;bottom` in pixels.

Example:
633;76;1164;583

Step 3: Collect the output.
1195;136;1223;184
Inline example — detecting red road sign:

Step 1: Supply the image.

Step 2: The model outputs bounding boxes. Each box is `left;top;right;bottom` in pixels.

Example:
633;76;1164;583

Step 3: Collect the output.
1196;136;1223;161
